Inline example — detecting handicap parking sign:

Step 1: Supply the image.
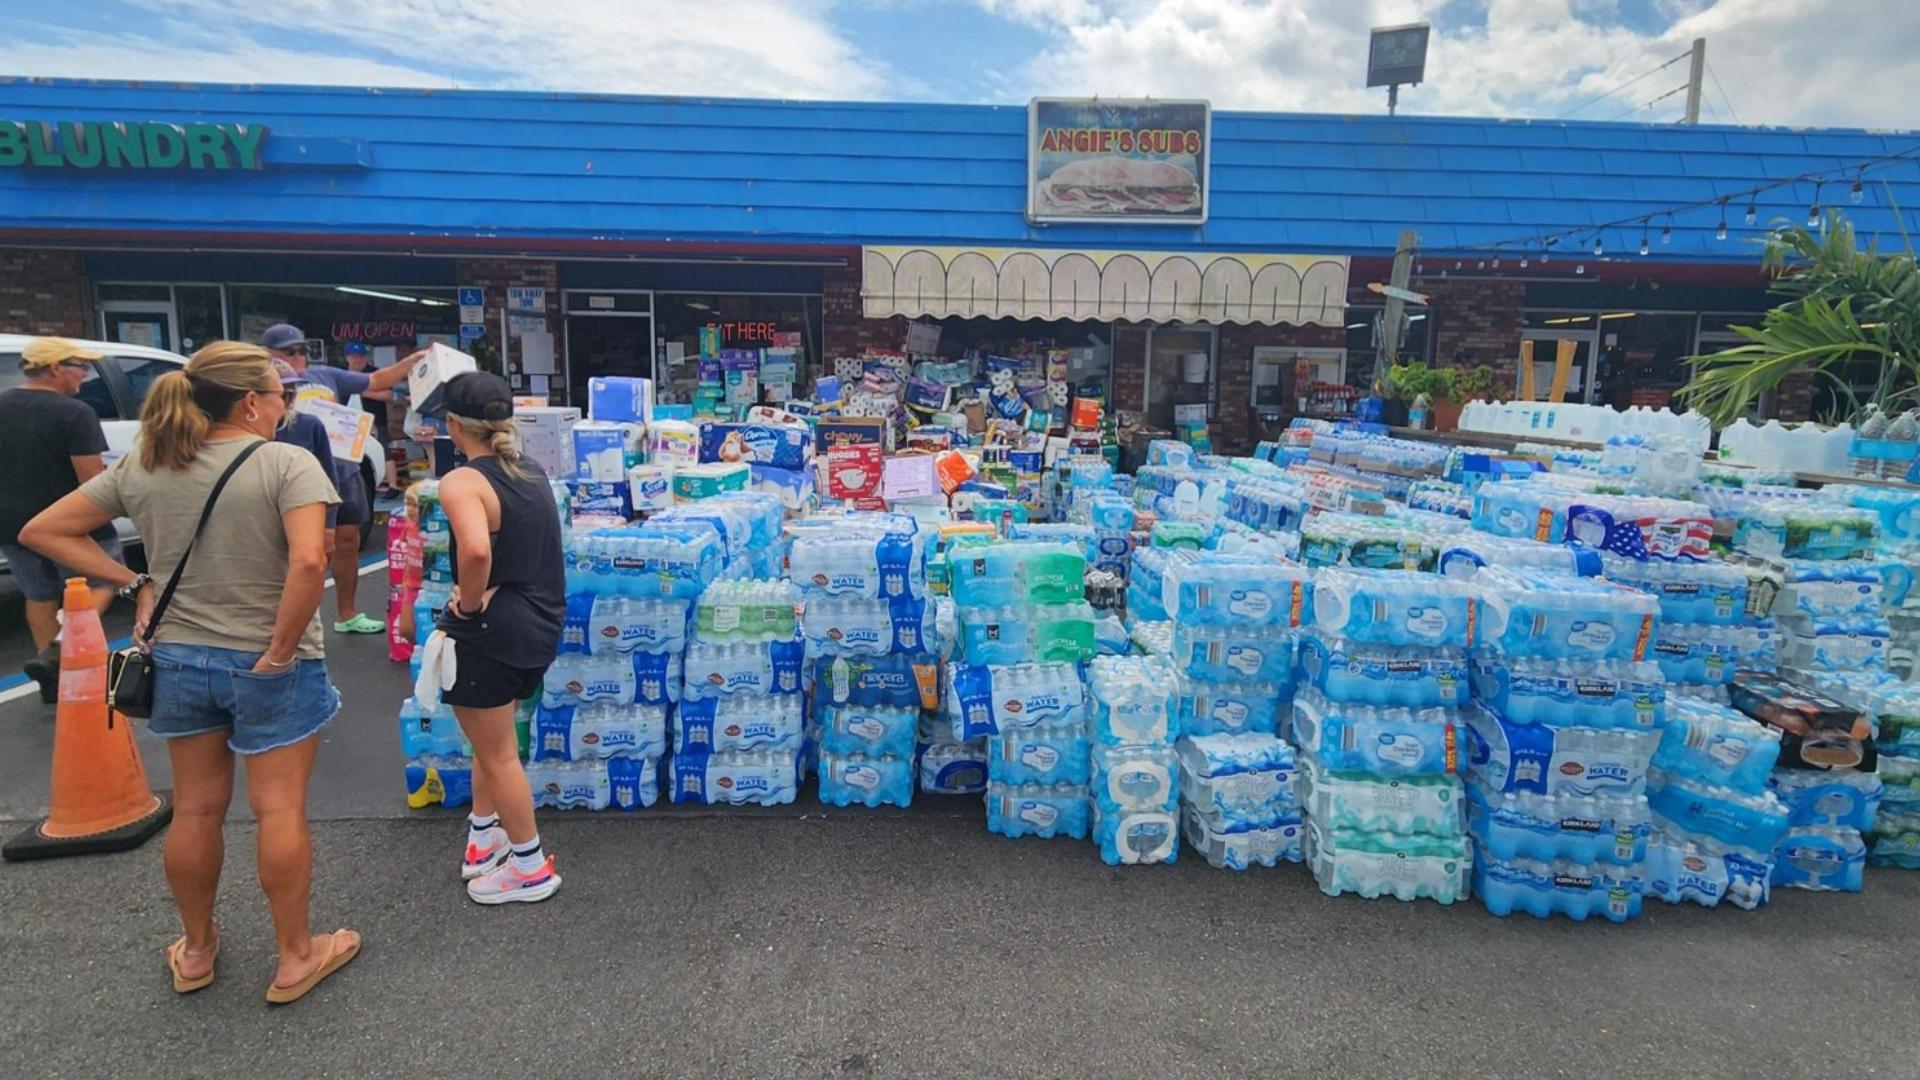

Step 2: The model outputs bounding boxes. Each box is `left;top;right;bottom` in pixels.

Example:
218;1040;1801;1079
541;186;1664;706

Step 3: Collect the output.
457;287;484;307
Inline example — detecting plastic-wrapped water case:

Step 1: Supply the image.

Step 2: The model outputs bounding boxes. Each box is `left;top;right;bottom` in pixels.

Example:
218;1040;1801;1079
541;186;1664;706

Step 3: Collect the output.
1310;568;1477;648
1161;552;1312;628
1471;855;1644;922
1295;753;1463;836
1476;567;1659;662
1643;830;1772;910
1181;803;1303;869
1646;769;1793;856
1303;822;1470;903
1650;697;1782;793
986;782;1090;840
1289;688;1460;777
1465;785;1650;865
1469;658;1664;731
1296;631;1468;709
1462;704;1660;797
1769;825;1867;892
1174;674;1287;737
1600;554;1751;627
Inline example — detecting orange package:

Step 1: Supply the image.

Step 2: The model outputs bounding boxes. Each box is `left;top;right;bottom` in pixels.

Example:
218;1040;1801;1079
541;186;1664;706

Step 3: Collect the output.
935;449;977;493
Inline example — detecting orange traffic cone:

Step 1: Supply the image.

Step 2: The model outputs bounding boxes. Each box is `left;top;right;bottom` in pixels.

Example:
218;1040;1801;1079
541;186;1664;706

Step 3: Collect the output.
3;578;171;860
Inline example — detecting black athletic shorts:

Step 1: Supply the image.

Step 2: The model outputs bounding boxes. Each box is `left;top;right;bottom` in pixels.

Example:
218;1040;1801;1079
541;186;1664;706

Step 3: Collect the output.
440;642;547;710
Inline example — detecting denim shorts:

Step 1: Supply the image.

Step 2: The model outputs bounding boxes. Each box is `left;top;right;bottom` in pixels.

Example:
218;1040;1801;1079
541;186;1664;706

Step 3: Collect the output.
0;524;124;603
147;643;339;755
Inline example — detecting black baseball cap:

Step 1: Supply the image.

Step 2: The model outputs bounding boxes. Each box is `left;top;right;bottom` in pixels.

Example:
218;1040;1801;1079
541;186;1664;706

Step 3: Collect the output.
442;371;514;421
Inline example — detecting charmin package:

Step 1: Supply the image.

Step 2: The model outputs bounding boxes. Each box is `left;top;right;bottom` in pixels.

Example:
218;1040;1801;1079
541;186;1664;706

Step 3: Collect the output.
699;421;814;471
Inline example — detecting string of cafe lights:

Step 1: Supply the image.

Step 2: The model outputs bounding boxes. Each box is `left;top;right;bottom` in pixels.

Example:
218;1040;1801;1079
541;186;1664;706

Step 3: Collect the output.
1410;141;1920;278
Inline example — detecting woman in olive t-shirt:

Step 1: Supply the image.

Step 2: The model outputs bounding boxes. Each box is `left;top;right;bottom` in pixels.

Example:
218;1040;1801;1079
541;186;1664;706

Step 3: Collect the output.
20;341;362;1006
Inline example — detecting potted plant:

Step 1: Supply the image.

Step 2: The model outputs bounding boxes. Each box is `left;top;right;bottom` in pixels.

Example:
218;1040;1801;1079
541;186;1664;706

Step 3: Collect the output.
1433;364;1499;432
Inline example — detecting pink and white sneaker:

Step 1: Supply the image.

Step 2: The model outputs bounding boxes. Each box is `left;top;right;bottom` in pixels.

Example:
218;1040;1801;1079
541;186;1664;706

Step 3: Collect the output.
466;856;561;905
461;828;510;881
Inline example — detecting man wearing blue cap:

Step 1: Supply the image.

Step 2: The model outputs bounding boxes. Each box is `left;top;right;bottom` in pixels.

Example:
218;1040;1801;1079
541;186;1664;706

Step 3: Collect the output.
262;323;416;635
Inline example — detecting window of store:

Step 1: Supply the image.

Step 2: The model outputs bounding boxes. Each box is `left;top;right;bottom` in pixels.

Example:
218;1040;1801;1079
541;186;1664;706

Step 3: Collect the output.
1521;310;1697;406
1344;306;1431;390
227;283;459;364
650;293;822;406
562;289;655;402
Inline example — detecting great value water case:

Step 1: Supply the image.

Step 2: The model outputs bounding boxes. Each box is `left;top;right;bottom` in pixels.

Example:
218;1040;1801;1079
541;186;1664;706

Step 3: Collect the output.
1651;697;1782;792
1462;705;1660;797
1311;568;1476;648
1646;769;1793;855
532;702;668;761
667;748;801;806
674;695;804;754
1476;567;1659;662
1171;624;1297;687
1296;632;1467;709
1088;654;1176;744
1290;689;1460;777
1174;674;1286;737
1768;767;1883;831
1295;753;1462;836
817;752;914;808
986;782;1090;840
1469;658;1664;731
1777;560;1883;619
987;722;1092;787
1465;785;1649;865
1471;855;1644;922
818;704;919;760
946;662;1088;739
1304;822;1470;903
1471;480;1580;543
1093;806;1179;866
1643;830;1772;910
1770;825;1867;891
1161;552;1312;627
1779;619;1890;673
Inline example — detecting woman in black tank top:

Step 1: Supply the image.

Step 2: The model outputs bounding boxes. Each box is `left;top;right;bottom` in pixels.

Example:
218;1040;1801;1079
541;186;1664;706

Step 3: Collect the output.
432;373;567;905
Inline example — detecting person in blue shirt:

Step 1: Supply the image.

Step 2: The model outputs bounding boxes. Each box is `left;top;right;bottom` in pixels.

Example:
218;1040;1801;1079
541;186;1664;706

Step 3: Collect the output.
270;360;343;530
261;324;417;636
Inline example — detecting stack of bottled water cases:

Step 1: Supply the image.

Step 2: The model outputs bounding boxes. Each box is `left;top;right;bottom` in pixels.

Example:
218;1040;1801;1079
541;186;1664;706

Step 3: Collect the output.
400;482;469;807
1064;493;1139;580
944;538;1098;840
527;520;731;811
1758;671;1896;889
1598;553;1775;700
1292;567;1471;903
1463;567;1665;920
792;514;934;809
1088;656;1180;865
1642;696;1788;909
1164;552;1309;744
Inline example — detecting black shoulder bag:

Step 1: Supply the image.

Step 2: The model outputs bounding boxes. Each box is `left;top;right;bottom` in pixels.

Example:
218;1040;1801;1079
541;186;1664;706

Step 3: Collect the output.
109;440;265;719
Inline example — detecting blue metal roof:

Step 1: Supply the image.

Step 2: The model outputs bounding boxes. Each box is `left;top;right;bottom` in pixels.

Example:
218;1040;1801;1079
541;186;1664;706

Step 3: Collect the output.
1;76;1916;261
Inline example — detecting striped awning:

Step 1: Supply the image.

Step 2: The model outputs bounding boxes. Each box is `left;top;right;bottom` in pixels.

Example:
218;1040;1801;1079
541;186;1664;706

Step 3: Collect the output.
861;246;1349;327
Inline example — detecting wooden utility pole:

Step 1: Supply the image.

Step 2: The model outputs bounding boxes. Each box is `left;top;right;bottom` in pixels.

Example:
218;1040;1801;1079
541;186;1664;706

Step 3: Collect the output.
1378;229;1419;371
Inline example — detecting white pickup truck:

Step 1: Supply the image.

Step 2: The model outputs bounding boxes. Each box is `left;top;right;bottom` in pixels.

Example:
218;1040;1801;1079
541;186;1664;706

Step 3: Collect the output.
0;333;385;569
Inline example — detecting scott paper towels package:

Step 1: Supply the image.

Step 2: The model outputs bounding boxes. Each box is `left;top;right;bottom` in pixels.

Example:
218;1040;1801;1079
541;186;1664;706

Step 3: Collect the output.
628;464;676;512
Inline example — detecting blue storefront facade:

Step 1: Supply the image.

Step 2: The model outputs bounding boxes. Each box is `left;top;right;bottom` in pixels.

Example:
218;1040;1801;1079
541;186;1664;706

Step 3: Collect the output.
1;76;1916;449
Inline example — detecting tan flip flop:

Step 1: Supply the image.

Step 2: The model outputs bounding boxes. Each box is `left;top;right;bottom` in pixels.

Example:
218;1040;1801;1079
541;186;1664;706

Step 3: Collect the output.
167;934;219;994
264;929;361;1005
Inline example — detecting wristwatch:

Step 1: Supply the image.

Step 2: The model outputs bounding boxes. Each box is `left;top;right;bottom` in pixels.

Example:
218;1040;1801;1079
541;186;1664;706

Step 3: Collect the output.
116;573;154;601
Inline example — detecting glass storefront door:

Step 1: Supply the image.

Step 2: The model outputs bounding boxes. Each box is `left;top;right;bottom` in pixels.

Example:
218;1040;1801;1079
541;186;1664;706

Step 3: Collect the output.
1145;324;1217;429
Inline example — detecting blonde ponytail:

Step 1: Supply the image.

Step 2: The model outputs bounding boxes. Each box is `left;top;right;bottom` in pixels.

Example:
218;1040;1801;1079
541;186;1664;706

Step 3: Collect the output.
139;341;275;471
452;414;533;482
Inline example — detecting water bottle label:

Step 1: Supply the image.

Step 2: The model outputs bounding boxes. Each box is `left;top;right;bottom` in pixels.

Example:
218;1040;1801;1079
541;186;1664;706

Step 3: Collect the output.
843;714;888;746
1228;589;1272;620
1014;799;1060;829
838;763;882;791
1210;699;1250;726
1224;644;1264;678
1407;606;1448;638
1019;744;1061;771
1568;621;1616;651
711;605;741;634
1376;733;1426;769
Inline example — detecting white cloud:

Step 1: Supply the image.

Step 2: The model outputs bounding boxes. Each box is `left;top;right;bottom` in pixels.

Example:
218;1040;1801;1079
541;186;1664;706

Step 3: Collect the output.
982;0;1920;127
11;0;894;101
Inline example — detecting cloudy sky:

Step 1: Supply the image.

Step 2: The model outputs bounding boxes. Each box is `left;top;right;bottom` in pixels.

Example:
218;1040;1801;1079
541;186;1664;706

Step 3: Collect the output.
1;0;1915;128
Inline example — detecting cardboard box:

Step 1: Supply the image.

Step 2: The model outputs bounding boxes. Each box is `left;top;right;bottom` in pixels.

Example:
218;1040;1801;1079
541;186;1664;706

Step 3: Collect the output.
882;454;940;501
816;417;887;450
587;376;653;424
825;444;884;500
296;396;373;463
408;343;478;417
512;405;580;479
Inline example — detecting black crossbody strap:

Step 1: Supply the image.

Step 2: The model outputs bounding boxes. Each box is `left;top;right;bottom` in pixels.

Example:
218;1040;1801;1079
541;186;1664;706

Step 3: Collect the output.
139;440;265;645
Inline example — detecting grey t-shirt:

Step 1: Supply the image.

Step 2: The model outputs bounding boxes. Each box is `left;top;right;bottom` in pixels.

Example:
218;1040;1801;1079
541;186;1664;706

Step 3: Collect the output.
81;438;341;659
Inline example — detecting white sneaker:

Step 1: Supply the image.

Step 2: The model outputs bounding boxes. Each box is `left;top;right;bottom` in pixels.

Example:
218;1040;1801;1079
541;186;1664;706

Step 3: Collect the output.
466;856;561;905
461;827;510;881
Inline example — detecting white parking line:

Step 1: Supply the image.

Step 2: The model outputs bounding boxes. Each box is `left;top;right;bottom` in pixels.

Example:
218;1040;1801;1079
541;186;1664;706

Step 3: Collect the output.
0;559;391;707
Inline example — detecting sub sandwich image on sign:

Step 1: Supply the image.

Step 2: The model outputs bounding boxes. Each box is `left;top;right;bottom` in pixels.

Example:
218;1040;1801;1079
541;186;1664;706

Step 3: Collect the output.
1028;98;1210;225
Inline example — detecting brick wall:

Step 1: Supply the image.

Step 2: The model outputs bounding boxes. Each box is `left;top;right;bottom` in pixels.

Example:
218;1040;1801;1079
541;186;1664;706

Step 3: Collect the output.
453;258;560;392
0;249;91;337
1416;275;1526;394
1775;372;1816;422
1111;323;1150;413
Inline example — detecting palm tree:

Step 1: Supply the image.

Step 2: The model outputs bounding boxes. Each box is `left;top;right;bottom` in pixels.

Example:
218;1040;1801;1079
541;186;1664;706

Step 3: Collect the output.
1679;210;1920;425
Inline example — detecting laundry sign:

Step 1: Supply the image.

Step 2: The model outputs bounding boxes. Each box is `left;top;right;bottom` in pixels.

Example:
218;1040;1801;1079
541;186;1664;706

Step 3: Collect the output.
1027;98;1210;225
0;120;269;170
